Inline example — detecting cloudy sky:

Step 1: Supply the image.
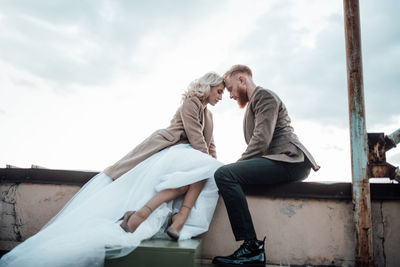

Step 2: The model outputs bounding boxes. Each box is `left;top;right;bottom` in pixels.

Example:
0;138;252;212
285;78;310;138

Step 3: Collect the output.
1;0;399;182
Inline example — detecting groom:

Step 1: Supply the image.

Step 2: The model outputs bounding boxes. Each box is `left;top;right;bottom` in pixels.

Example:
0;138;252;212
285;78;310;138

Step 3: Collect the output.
212;65;319;266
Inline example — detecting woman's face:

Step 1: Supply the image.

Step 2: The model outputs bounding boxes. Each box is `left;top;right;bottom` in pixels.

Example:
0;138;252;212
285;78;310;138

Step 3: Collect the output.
207;83;224;106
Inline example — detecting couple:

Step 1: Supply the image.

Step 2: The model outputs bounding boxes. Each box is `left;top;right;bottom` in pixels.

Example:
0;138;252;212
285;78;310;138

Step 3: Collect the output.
0;65;319;267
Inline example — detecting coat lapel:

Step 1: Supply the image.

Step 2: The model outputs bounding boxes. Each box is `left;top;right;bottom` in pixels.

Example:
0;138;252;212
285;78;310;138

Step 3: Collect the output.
243;104;250;144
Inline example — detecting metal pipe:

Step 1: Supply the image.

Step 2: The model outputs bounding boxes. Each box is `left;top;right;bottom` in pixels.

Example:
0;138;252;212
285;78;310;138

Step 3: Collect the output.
343;0;373;266
385;128;400;151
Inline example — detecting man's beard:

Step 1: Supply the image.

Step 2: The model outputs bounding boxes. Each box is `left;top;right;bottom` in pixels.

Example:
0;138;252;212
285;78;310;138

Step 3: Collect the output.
237;87;249;108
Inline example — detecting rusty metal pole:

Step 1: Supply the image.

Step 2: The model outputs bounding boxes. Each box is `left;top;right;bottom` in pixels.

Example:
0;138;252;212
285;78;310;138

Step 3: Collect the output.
343;1;373;266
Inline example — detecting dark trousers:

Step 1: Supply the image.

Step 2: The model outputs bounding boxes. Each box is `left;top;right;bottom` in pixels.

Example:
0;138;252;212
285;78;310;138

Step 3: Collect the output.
214;157;311;241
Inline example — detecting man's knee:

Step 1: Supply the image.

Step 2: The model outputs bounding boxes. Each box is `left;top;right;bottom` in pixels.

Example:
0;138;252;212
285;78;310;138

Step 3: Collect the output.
214;165;235;185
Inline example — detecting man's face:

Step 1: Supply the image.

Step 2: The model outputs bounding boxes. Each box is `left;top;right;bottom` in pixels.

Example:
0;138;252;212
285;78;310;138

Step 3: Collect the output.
225;75;249;108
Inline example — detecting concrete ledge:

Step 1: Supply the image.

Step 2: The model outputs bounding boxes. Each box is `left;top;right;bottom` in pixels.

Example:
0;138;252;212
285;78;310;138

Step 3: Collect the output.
243;181;400;200
1;168;399;200
0;168;97;186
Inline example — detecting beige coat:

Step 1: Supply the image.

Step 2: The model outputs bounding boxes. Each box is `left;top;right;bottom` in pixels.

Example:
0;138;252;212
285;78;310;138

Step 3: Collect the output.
241;86;320;171
104;97;216;180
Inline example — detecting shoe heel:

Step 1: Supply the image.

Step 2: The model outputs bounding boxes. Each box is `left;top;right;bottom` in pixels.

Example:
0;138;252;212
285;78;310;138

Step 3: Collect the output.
166;226;179;241
118;211;136;232
165;212;180;240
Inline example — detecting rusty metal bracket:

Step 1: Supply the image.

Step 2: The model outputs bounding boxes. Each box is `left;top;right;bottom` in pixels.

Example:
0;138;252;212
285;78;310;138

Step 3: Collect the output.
385;128;400;151
368;129;400;182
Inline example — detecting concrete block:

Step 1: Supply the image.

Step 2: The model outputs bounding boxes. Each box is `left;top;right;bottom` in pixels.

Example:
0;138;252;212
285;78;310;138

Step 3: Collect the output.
105;239;201;267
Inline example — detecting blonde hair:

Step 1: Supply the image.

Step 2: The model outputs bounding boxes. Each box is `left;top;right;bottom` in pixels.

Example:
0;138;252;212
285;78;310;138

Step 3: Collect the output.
223;64;253;79
182;72;224;103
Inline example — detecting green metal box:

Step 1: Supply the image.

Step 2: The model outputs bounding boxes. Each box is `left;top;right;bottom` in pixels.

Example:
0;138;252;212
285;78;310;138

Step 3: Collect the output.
105;239;201;267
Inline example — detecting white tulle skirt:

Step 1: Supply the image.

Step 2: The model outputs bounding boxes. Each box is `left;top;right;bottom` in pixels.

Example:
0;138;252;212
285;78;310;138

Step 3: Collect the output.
0;144;223;267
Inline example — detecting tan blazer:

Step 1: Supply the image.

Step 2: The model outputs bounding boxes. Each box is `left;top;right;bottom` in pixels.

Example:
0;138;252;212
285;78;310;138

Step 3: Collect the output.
104;97;217;180
241;86;320;171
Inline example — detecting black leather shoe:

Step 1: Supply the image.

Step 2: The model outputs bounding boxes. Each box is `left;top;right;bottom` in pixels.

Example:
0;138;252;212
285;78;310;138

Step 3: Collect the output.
212;237;266;266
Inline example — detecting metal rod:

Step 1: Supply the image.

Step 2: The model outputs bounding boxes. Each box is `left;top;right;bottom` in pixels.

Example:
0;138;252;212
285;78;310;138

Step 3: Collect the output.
386;128;400;151
388;128;400;145
343;0;373;266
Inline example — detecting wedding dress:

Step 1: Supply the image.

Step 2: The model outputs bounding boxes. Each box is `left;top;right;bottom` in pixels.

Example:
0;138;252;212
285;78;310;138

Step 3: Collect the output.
0;144;223;267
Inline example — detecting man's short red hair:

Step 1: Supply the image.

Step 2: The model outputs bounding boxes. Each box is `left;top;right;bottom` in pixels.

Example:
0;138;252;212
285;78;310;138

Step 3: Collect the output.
223;65;253;79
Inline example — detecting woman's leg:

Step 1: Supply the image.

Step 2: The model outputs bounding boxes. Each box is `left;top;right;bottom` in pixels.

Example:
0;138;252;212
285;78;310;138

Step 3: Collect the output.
125;185;189;232
169;180;206;232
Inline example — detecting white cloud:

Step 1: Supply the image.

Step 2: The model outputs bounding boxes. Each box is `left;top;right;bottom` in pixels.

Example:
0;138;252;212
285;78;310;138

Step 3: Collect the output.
286;0;342;48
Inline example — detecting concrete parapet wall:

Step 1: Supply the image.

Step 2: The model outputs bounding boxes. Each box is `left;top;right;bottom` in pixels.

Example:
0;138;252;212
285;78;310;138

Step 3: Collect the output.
1;174;399;266
0;183;80;250
202;197;400;266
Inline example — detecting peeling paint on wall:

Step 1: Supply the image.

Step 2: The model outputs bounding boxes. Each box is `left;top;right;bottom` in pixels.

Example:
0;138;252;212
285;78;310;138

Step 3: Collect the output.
0;184;22;242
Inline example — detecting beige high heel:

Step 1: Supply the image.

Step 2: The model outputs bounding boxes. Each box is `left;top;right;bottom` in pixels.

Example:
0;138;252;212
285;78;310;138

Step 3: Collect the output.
166;213;180;240
165;205;191;241
119;205;153;233
119;211;136;232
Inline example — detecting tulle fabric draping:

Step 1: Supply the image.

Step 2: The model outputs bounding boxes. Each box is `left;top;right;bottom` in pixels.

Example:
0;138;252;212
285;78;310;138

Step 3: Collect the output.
0;144;223;267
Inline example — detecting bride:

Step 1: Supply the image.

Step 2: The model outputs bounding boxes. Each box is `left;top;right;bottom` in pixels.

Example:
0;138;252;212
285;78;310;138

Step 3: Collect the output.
0;72;225;267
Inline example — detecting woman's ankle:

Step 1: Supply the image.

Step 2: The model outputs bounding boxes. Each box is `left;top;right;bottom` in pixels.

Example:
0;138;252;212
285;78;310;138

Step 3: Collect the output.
170;213;186;232
136;205;152;219
171;206;192;231
126;206;152;232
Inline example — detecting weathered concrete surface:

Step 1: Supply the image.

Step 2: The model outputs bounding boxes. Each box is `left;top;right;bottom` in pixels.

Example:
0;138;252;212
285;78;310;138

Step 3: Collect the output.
15;183;80;239
371;201;400;267
0;184;21;249
201;197;356;266
0;183;79;246
1;183;399;266
200;197;400;267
